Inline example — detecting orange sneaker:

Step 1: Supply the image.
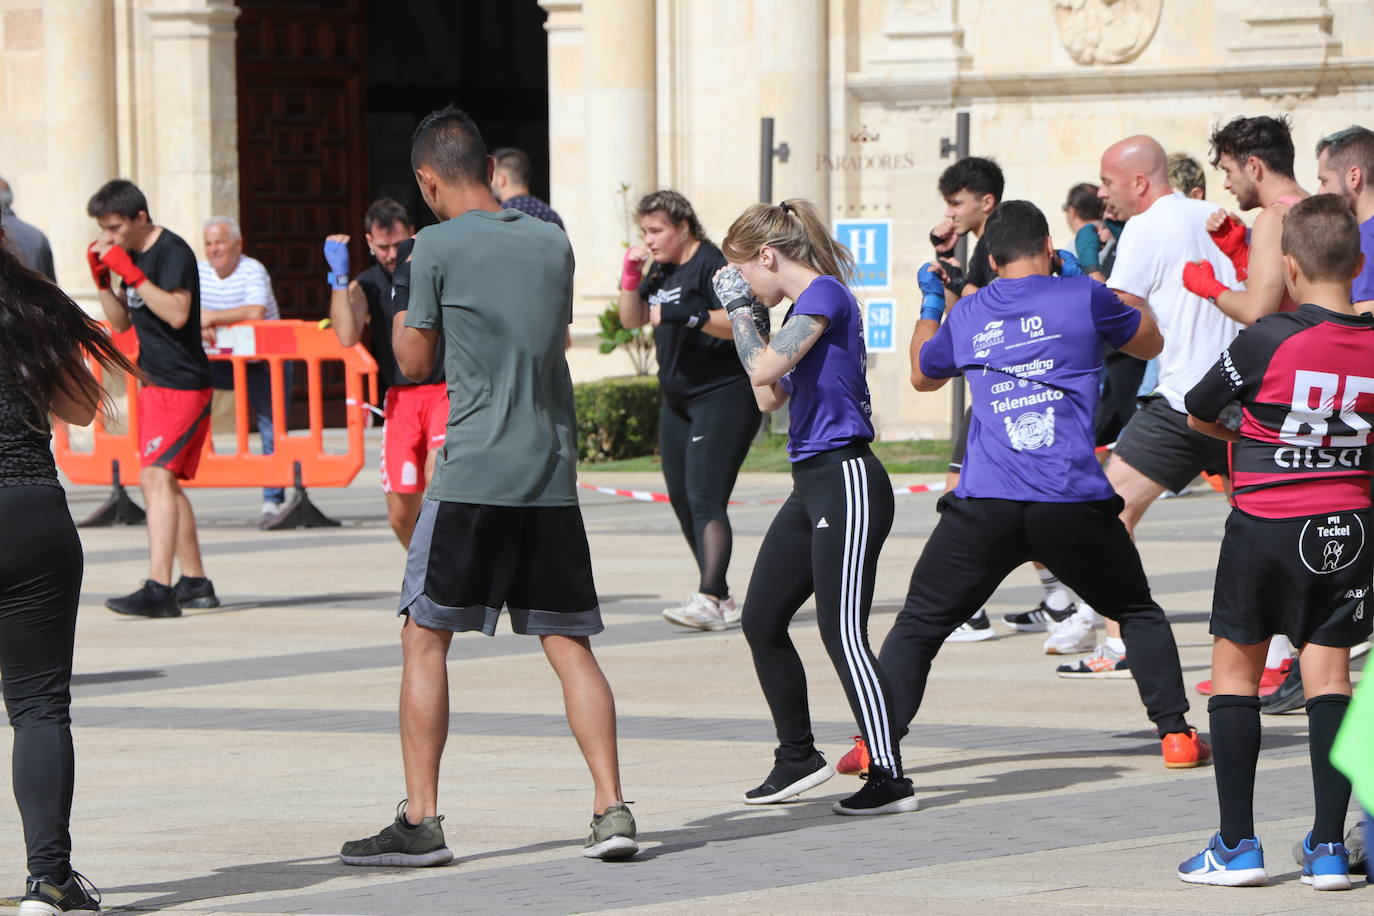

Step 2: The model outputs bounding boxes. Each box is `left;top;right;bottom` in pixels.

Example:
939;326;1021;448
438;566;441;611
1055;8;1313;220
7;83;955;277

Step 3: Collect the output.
1162;727;1212;769
836;736;870;775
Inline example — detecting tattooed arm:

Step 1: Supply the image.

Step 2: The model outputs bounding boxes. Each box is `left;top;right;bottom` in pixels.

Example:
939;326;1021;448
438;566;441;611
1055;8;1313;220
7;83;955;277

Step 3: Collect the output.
728;308;829;386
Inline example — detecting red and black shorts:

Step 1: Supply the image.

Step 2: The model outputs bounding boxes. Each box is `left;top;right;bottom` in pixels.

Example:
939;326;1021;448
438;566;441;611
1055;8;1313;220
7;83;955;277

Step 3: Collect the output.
137;386;212;481
1211;507;1374;648
397;498;603;637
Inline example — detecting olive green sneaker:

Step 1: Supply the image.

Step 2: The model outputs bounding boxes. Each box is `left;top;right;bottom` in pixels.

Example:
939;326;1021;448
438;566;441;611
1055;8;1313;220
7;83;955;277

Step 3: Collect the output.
582;802;638;860
340;800;454;867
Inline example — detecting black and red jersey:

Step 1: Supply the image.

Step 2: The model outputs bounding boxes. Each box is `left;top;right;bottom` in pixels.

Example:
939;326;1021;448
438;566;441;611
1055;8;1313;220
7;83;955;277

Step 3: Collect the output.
1186;303;1374;519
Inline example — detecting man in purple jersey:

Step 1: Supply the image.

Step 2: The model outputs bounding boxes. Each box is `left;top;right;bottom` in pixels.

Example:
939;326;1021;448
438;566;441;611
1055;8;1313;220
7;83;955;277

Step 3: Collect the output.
878;201;1211;769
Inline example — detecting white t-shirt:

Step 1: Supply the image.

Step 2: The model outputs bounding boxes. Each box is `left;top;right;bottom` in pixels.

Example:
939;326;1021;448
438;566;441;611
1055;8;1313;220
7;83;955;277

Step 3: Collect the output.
197;254;280;320
1109;192;1243;413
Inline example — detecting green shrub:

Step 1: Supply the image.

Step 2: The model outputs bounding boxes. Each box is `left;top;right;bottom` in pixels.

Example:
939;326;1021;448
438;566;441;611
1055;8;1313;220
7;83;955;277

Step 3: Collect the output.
574;375;660;463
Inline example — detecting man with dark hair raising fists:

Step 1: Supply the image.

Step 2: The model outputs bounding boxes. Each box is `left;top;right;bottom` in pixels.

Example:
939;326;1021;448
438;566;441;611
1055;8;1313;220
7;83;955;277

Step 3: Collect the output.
87;179;218;618
324;199;446;548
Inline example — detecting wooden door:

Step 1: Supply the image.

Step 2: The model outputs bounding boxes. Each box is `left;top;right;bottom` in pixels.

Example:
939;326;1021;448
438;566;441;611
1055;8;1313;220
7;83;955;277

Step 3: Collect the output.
236;0;368;320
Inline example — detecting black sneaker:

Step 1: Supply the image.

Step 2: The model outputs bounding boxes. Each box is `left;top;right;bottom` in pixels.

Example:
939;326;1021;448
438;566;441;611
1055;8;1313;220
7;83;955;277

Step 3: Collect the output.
742;751;834;805
945;608;996;642
173;575;219;609
831;769;920;816
1260;656;1305;714
105;581;181;618
20;870;101;913
1003;601;1076;633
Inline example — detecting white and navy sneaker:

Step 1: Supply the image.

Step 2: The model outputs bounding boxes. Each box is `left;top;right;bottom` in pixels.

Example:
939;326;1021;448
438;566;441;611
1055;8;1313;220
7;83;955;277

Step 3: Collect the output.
1002;601;1075;633
1298;832;1352;891
1178;832;1268;886
945;609;996;642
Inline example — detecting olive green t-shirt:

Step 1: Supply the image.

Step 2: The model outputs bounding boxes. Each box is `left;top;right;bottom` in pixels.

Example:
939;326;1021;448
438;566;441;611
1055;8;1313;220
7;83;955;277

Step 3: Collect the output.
404;208;579;506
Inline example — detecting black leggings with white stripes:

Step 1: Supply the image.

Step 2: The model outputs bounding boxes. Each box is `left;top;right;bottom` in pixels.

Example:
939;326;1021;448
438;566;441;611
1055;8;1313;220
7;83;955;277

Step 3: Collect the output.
742;445;902;777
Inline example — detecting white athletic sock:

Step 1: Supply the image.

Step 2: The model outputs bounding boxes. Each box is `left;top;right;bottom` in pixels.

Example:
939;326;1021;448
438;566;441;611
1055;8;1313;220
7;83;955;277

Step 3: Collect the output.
1105;635;1126;654
1037;566;1072;612
1266;634;1293;669
1075;602;1099;625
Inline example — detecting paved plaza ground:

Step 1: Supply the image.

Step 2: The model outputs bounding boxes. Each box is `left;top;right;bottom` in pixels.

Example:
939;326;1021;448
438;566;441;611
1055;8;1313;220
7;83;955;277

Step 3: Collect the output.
0;434;1368;914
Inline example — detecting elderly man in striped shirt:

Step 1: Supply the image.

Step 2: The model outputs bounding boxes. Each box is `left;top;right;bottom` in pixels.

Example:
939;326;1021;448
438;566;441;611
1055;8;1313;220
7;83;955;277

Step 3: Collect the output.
199;215;287;519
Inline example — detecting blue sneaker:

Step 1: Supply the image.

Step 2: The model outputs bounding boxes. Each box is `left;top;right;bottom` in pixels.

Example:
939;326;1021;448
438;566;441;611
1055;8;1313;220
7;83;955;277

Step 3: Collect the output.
1299;832;1352;891
1178;832;1268;886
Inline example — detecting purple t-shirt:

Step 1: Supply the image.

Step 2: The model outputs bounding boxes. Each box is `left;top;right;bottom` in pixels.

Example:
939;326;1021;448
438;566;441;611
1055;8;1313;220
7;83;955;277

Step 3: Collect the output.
919;275;1141;502
1354;214;1374;304
780;276;874;461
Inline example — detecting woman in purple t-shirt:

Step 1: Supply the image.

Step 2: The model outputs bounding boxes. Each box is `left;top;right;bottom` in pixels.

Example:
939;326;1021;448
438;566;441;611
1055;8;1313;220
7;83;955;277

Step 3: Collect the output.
710;199;916;817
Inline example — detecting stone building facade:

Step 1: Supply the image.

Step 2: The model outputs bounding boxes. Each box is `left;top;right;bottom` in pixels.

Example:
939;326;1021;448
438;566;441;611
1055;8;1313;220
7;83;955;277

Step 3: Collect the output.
3;0;1372;438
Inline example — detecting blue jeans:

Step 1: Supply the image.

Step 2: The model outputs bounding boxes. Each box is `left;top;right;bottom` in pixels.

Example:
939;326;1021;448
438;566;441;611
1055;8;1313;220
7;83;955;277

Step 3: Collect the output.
210;361;292;504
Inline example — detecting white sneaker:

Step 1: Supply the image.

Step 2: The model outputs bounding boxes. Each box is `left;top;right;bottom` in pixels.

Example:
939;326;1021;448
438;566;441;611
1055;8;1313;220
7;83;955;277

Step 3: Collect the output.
662;593;735;631
944;609;996;642
1043;612;1096;655
719;595;741;627
260;500;283;519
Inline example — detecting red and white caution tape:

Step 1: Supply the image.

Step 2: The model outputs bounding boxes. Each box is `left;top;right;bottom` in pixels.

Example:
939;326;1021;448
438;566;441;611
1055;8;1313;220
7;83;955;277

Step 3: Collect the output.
578;479;946;505
578;444;1117;505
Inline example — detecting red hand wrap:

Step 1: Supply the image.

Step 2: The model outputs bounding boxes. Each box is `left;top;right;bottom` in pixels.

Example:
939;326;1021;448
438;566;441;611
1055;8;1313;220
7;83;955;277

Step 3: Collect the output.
1182;260;1229;302
1208;217;1249;281
86;243;111;291
621;249;645;291
99;245;147;289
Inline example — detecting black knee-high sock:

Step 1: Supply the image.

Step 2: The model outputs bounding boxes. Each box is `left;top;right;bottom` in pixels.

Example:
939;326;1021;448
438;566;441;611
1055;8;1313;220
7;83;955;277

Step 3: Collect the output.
1307;693;1352;845
1210;694;1262;846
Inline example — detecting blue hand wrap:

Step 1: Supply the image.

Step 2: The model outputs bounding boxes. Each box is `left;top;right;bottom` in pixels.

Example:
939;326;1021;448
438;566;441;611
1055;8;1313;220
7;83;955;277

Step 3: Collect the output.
324;240;351;289
1056;249;1084;278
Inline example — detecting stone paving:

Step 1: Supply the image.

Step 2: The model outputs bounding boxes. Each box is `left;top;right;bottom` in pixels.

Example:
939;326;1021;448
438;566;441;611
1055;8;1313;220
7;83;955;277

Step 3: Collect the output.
0;435;1367;914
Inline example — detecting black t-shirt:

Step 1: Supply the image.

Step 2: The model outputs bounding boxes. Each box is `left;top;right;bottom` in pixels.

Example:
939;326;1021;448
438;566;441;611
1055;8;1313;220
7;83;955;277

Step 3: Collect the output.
126;228;210;390
386;242;444;386
357;263;440;389
638;241;749;403
966;235;995;290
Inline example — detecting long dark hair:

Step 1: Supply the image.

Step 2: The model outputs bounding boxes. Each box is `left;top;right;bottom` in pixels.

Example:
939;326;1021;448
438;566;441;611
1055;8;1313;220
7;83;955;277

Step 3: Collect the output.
0;231;139;422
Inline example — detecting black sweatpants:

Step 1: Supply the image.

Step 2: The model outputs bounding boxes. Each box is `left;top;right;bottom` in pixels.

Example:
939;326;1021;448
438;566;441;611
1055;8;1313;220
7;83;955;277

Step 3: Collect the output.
659;386;760;598
743;449;903;776
879;494;1190;738
0;485;83;880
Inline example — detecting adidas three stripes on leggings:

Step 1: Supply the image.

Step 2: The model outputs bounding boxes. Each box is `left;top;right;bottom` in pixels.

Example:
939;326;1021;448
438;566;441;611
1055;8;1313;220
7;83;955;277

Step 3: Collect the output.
741;446;904;777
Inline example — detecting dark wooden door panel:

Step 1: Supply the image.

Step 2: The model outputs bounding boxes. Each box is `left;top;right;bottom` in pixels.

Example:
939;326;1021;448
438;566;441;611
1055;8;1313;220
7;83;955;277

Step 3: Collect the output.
236;0;368;321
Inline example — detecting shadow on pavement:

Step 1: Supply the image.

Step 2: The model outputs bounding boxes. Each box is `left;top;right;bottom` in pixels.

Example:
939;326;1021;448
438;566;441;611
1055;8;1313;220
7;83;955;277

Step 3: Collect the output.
104;856;346;911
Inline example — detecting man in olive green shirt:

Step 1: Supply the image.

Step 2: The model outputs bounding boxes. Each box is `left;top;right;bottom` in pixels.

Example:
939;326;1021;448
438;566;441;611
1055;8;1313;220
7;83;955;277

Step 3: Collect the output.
339;106;637;867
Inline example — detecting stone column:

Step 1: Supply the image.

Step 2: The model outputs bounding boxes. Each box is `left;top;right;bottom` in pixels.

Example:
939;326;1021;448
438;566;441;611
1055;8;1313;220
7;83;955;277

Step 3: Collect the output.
44;0;118;298
579;0;656;307
755;0;828;209
540;1;589;299
143;0;241;245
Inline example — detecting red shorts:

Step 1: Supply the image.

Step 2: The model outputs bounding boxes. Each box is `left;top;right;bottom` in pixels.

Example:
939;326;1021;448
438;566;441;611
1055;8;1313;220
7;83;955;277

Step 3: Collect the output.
380;382;448;494
138;386;212;480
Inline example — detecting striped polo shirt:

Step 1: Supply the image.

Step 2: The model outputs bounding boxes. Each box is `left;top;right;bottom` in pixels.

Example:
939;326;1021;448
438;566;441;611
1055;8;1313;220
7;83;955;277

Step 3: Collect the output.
197;254;280;320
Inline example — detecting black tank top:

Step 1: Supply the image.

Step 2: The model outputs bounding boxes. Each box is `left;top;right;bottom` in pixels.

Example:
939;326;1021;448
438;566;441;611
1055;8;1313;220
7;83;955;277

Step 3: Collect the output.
0;372;61;489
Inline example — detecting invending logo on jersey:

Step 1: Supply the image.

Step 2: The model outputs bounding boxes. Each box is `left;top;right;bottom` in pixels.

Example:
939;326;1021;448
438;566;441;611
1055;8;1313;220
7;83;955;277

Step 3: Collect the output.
971;320;1004;358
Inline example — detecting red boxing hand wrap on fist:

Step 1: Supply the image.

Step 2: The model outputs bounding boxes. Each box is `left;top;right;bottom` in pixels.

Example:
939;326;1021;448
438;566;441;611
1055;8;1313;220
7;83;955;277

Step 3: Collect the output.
86;243;111;291
99;245;147;289
1209;217;1249;281
621;249;645;292
1182;260;1229;302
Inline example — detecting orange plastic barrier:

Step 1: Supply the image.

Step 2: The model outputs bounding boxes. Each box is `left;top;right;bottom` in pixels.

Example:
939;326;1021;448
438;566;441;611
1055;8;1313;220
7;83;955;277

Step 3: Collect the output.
53;320;379;493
